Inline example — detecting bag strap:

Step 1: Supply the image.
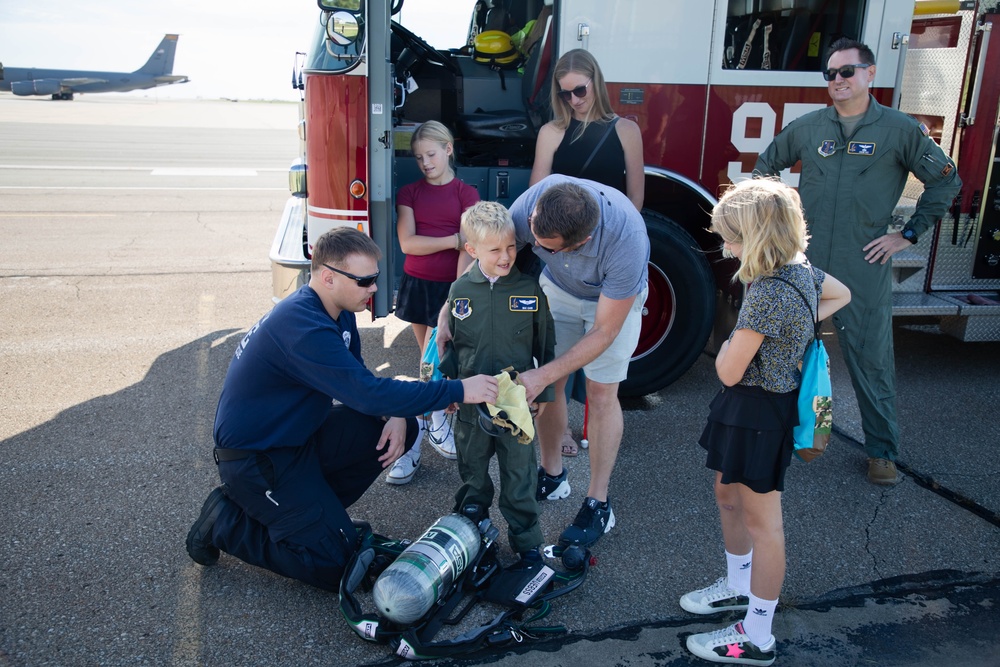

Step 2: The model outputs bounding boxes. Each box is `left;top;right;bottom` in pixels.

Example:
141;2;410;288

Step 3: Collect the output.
766;265;820;339
579;117;618;175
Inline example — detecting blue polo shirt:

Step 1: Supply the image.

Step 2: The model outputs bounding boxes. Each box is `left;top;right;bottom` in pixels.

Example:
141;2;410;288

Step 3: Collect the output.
213;285;465;451
510;174;649;302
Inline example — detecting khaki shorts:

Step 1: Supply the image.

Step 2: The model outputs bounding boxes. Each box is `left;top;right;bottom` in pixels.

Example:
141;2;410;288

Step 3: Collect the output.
539;274;647;385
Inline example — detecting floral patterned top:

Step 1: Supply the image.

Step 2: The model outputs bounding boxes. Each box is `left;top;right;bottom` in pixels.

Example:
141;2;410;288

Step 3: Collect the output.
731;262;825;393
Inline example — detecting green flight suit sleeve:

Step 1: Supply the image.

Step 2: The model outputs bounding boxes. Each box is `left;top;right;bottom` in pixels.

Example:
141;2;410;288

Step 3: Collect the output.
755;124;800;176
898;123;962;237
439;284;460;380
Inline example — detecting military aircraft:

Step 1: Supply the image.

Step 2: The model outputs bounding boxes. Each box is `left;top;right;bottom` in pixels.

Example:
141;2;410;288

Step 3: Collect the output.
0;34;189;100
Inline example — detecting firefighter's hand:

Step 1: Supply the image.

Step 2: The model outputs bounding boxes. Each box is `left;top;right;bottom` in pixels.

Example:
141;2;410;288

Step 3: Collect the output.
863;232;911;265
461;374;499;404
377;417;408;467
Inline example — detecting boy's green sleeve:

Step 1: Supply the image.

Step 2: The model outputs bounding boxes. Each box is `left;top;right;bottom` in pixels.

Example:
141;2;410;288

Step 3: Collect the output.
438;288;460;380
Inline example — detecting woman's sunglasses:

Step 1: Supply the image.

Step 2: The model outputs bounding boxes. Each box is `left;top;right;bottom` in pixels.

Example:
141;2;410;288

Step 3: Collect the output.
323;263;380;288
822;63;871;81
556;80;591;102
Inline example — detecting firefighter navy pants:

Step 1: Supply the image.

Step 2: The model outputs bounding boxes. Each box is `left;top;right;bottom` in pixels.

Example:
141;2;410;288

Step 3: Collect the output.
210;406;418;591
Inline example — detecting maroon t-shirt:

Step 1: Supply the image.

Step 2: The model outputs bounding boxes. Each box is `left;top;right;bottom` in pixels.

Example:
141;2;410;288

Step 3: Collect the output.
398;178;480;282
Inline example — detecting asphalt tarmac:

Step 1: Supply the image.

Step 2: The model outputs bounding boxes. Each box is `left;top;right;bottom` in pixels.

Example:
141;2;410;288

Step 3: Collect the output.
1;96;998;667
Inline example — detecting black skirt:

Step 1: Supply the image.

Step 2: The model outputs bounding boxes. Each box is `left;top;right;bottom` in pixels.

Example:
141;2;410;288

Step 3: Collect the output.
395;272;453;327
698;384;797;493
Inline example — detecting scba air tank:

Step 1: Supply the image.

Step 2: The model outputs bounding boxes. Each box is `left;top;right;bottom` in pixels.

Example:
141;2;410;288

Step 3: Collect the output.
372;514;481;624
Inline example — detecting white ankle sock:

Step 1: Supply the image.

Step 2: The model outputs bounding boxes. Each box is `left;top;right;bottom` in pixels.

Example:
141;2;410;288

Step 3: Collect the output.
726;549;752;595
742;592;777;646
410;420;424;457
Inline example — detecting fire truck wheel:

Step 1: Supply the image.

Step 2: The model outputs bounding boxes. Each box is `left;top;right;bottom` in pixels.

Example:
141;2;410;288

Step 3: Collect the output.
619;211;714;397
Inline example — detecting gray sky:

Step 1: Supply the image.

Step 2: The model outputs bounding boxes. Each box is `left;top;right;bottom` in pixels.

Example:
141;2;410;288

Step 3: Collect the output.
0;1;469;101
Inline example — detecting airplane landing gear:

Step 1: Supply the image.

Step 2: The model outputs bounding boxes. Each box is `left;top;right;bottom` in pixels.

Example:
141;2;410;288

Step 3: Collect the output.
51;92;74;100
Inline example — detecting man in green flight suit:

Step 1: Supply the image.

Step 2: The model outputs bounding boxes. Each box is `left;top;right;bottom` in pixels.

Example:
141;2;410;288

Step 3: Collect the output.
755;38;961;485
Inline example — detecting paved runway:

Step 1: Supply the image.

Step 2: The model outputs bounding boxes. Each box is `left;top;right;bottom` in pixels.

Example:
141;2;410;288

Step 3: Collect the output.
0;96;997;666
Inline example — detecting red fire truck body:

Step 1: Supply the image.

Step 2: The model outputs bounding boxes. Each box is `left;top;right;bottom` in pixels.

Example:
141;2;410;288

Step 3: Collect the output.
271;0;1000;396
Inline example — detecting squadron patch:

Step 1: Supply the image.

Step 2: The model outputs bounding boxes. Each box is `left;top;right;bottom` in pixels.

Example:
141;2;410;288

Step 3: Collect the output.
941;163;954;177
847;141;876;155
509;296;538;312
817;140;836;157
452;298;472;320
919;122;931;137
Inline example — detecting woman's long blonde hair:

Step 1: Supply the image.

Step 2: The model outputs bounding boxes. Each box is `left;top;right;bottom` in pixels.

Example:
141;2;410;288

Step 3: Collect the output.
549;49;615;142
710;177;809;284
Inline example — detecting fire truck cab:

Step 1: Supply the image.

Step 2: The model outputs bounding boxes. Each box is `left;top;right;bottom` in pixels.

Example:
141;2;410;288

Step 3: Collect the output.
270;0;1000;396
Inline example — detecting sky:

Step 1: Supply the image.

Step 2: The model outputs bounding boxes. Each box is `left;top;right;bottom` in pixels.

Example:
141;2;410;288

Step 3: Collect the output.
0;1;471;102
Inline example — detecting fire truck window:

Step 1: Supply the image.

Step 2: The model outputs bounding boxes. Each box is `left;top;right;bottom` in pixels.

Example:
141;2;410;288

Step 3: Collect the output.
395;0;475;49
909;17;963;49
723;0;866;72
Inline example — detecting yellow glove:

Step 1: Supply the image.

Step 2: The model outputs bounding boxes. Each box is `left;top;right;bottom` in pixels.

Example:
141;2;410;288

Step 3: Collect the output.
486;369;535;445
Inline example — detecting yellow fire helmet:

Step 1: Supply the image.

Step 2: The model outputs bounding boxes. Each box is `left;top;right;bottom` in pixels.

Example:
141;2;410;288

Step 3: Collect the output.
474;30;521;67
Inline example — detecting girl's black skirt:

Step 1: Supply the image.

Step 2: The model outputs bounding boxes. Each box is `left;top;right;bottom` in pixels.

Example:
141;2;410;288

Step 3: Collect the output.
395;272;453;327
698;384;797;494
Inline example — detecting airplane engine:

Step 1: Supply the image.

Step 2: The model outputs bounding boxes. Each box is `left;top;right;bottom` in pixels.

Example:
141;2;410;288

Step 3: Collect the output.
11;79;62;96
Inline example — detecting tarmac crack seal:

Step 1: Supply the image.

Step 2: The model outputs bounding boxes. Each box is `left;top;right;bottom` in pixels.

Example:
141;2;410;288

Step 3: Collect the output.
832;425;1000;529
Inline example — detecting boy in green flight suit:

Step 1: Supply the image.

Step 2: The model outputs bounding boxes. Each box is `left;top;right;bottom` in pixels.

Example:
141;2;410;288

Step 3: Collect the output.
439;201;556;565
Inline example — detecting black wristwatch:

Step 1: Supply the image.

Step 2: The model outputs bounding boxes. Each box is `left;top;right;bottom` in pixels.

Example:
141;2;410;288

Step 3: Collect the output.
901;227;919;244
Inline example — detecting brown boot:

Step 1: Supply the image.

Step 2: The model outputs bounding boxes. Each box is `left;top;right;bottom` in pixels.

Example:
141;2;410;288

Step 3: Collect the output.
867;458;899;486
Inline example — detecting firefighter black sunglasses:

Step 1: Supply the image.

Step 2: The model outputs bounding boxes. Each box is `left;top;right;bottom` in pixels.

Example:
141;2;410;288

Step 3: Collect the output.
323;263;380;287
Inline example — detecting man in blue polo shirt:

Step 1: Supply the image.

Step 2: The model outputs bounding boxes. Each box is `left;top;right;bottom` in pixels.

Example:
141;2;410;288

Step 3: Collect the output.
508;175;649;548
186;228;499;591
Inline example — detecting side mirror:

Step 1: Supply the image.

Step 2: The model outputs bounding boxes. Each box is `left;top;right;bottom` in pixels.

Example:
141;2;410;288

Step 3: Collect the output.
326;10;360;46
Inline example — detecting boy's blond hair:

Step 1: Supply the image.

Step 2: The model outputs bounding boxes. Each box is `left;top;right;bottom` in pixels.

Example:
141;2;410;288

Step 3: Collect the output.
710;177;809;284
461;201;515;246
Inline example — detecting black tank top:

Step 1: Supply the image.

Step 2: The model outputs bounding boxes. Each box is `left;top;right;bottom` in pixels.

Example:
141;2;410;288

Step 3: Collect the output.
550;117;627;194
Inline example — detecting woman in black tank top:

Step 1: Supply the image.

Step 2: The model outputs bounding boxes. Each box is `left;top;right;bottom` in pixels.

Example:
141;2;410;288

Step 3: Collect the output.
529;49;644;211
526;50;645;458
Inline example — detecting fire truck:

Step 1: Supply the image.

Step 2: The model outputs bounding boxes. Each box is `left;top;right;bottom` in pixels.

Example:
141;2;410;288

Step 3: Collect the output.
269;0;1000;396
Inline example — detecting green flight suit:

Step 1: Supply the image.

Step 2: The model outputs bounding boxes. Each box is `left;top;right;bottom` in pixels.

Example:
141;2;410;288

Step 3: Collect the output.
756;95;961;460
439;261;555;553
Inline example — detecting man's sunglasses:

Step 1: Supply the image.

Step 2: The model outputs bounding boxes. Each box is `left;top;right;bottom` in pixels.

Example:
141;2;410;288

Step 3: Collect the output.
323;263;379;287
556;80;591;102
534;239;566;254
822;63;872;81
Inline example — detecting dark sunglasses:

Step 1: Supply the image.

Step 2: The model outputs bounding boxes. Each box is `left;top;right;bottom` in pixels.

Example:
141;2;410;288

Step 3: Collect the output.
822;63;871;81
323;263;379;287
556;80;591;102
534;239;566;254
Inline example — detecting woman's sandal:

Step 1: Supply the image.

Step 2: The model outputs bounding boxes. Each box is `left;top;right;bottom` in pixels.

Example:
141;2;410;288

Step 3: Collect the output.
560;428;579;457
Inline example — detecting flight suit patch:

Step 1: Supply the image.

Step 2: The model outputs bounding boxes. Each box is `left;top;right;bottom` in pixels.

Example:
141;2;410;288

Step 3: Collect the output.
452;298;472;320
847;141;876;155
817;140;836;157
509;296;538;312
941;163;953;177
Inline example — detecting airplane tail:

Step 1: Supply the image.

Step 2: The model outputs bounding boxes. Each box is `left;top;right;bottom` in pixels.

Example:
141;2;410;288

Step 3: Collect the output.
135;34;179;75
